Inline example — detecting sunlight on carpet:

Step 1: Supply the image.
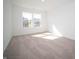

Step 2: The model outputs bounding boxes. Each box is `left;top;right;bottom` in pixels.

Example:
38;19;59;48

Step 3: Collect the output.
32;32;63;40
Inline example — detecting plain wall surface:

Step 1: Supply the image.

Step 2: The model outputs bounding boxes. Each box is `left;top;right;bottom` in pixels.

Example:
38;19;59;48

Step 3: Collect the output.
3;0;12;51
12;5;48;36
47;0;75;39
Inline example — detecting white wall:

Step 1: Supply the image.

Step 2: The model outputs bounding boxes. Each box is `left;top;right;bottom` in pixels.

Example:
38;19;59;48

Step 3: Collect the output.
3;0;12;51
47;0;75;39
12;5;48;36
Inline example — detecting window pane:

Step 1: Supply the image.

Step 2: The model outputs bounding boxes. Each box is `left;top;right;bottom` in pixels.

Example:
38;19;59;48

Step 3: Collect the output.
33;13;41;27
22;12;32;20
23;20;29;27
22;12;32;28
33;13;41;19
22;12;41;28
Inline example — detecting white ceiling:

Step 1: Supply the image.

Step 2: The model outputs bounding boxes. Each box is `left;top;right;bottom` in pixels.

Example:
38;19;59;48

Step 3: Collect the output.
11;0;74;11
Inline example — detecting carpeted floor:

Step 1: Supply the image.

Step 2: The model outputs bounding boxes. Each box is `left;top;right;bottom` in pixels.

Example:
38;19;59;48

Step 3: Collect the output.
4;33;75;59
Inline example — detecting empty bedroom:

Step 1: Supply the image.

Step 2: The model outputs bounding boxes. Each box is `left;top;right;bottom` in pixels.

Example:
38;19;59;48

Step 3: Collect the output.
3;0;75;59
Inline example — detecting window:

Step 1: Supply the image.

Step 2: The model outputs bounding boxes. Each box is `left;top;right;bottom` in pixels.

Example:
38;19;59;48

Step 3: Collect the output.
22;12;41;28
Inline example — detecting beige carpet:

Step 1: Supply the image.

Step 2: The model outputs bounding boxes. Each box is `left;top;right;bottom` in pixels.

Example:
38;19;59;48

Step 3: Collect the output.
4;33;75;59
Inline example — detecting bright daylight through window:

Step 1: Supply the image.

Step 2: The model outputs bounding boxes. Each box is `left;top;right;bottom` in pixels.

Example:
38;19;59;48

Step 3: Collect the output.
22;12;41;28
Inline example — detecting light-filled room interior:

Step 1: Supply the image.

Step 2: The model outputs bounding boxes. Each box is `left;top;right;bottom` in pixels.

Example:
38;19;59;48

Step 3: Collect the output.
3;0;75;59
